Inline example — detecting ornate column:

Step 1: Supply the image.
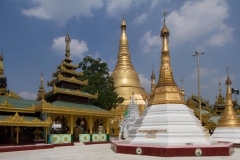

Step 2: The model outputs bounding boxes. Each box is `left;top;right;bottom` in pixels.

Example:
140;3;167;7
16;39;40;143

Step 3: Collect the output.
45;113;49;143
11;126;13;140
106;117;109;134
89;115;92;134
16;126;19;144
70;114;73;134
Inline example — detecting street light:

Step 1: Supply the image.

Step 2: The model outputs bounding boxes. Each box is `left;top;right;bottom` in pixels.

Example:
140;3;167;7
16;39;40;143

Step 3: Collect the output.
192;51;205;124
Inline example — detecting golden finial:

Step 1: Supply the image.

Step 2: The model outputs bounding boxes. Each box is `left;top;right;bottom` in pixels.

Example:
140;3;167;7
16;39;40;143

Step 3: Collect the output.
226;65;229;76
0;48;3;61
67;23;69;34
163;7;167;23
180;76;184;87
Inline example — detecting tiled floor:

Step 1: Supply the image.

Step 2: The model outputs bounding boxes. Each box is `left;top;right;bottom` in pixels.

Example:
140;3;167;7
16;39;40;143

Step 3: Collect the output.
0;143;239;160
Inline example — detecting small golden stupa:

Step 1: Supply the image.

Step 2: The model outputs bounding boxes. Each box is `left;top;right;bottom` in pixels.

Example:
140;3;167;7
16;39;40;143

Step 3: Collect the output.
149;15;185;105
217;68;240;127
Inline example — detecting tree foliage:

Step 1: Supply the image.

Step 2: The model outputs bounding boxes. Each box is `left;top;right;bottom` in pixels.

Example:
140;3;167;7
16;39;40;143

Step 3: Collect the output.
78;56;124;110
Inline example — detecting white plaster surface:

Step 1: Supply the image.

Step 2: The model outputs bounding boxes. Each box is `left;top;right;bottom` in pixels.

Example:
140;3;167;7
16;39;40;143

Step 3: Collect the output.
0;143;239;160
212;127;240;143
126;104;216;145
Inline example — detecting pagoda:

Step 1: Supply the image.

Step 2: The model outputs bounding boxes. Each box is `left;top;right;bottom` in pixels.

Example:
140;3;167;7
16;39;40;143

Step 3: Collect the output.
111;8;233;157
45;30;97;103
211;67;240;144
111;15;148;119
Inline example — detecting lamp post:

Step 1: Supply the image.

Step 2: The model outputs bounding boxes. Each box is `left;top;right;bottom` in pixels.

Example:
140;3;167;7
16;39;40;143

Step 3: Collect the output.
192;51;205;124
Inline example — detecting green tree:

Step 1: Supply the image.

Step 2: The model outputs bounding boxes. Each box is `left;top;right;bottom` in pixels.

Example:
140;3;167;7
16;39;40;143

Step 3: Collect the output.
78;56;124;110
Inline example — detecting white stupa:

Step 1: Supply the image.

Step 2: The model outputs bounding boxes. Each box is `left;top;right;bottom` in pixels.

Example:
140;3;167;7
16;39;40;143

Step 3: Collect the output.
124;15;216;146
119;93;140;139
211;69;240;144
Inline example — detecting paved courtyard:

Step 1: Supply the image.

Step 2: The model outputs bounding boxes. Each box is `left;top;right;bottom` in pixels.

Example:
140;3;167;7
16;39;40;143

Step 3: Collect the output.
0;143;239;160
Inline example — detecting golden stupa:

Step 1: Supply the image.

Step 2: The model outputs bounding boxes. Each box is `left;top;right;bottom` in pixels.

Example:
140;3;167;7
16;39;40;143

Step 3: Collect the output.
149;16;185;105
111;15;148;119
218;71;240;127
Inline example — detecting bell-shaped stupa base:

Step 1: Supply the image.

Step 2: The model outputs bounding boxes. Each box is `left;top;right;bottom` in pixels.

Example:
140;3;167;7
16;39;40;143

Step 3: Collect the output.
126;104;215;145
212;127;240;144
111;104;234;157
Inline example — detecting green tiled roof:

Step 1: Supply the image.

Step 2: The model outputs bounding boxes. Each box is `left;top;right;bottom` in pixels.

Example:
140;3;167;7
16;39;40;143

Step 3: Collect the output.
208;116;220;124
0;96;40;109
51;101;106;112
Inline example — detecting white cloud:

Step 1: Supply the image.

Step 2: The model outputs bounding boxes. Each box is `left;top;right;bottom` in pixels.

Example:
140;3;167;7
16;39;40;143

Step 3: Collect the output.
133;13;147;24
22;0;104;24
190;67;219;79
165;0;233;47
139;74;151;93
52;36;88;59
19;91;37;100
142;0;233;51
106;0;133;17
106;0;161;17
149;0;163;9
87;51;100;59
140;31;161;53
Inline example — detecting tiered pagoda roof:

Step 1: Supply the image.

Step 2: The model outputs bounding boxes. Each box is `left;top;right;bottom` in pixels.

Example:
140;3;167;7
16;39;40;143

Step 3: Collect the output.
44;30;97;104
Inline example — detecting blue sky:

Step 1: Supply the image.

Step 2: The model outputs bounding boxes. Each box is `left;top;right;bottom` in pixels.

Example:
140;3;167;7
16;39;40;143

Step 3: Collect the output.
0;0;240;104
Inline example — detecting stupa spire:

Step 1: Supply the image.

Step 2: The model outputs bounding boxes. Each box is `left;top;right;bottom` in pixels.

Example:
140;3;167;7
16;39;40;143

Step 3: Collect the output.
180;76;185;99
217;66;240;127
0;52;7;95
149;7;184;105
0;52;4;78
216;81;225;104
37;71;46;101
64;23;72;63
114;14;134;70
150;63;156;94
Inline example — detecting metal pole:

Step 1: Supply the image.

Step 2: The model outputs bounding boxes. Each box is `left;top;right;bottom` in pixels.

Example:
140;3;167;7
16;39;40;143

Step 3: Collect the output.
197;54;202;124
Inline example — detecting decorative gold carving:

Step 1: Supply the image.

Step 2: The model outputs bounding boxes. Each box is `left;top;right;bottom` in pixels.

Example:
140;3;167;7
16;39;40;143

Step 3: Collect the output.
138;129;167;132
54;65;83;77
48;73;88;86
5;91;22;99
33;128;43;139
44;86;97;99
138;130;166;138
0;100;38;113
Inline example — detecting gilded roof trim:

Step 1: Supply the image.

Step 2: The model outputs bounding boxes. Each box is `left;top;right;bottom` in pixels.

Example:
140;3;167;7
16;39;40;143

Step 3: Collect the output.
0;100;38;113
57;61;78;69
44;86;97;99
48;74;88;86
54;65;83;77
0;112;52;127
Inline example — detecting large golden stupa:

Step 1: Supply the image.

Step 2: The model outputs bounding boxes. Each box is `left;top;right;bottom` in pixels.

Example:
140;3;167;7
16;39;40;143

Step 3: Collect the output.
111;15;148;119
